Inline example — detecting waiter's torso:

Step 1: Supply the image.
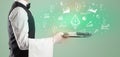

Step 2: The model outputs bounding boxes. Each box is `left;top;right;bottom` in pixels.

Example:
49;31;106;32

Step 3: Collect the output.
8;1;35;57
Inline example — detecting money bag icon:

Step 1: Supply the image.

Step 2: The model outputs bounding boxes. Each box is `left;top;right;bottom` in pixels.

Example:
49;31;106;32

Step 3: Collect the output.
71;14;80;29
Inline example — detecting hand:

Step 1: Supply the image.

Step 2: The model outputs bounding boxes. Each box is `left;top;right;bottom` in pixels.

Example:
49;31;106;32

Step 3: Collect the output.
53;32;69;43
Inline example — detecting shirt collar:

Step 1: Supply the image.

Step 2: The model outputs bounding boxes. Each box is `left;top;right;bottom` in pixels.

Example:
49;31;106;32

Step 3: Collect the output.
15;0;29;6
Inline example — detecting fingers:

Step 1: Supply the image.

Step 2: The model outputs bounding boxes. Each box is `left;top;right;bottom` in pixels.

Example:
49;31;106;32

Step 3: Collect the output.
53;32;69;43
62;33;69;38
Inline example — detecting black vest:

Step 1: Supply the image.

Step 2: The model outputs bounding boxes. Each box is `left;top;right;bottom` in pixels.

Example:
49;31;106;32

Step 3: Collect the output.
8;2;35;57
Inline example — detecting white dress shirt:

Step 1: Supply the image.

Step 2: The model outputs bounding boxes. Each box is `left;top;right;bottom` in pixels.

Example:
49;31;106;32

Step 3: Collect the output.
9;0;63;51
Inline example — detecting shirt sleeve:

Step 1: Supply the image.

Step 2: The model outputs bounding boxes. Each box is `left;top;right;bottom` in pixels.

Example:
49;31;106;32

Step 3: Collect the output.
9;7;31;50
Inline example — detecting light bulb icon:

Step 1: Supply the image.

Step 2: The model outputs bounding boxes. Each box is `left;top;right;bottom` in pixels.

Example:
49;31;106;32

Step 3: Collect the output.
71;14;80;29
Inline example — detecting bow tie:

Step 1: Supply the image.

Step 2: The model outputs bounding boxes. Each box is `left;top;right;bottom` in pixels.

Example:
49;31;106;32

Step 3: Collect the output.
27;3;31;9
